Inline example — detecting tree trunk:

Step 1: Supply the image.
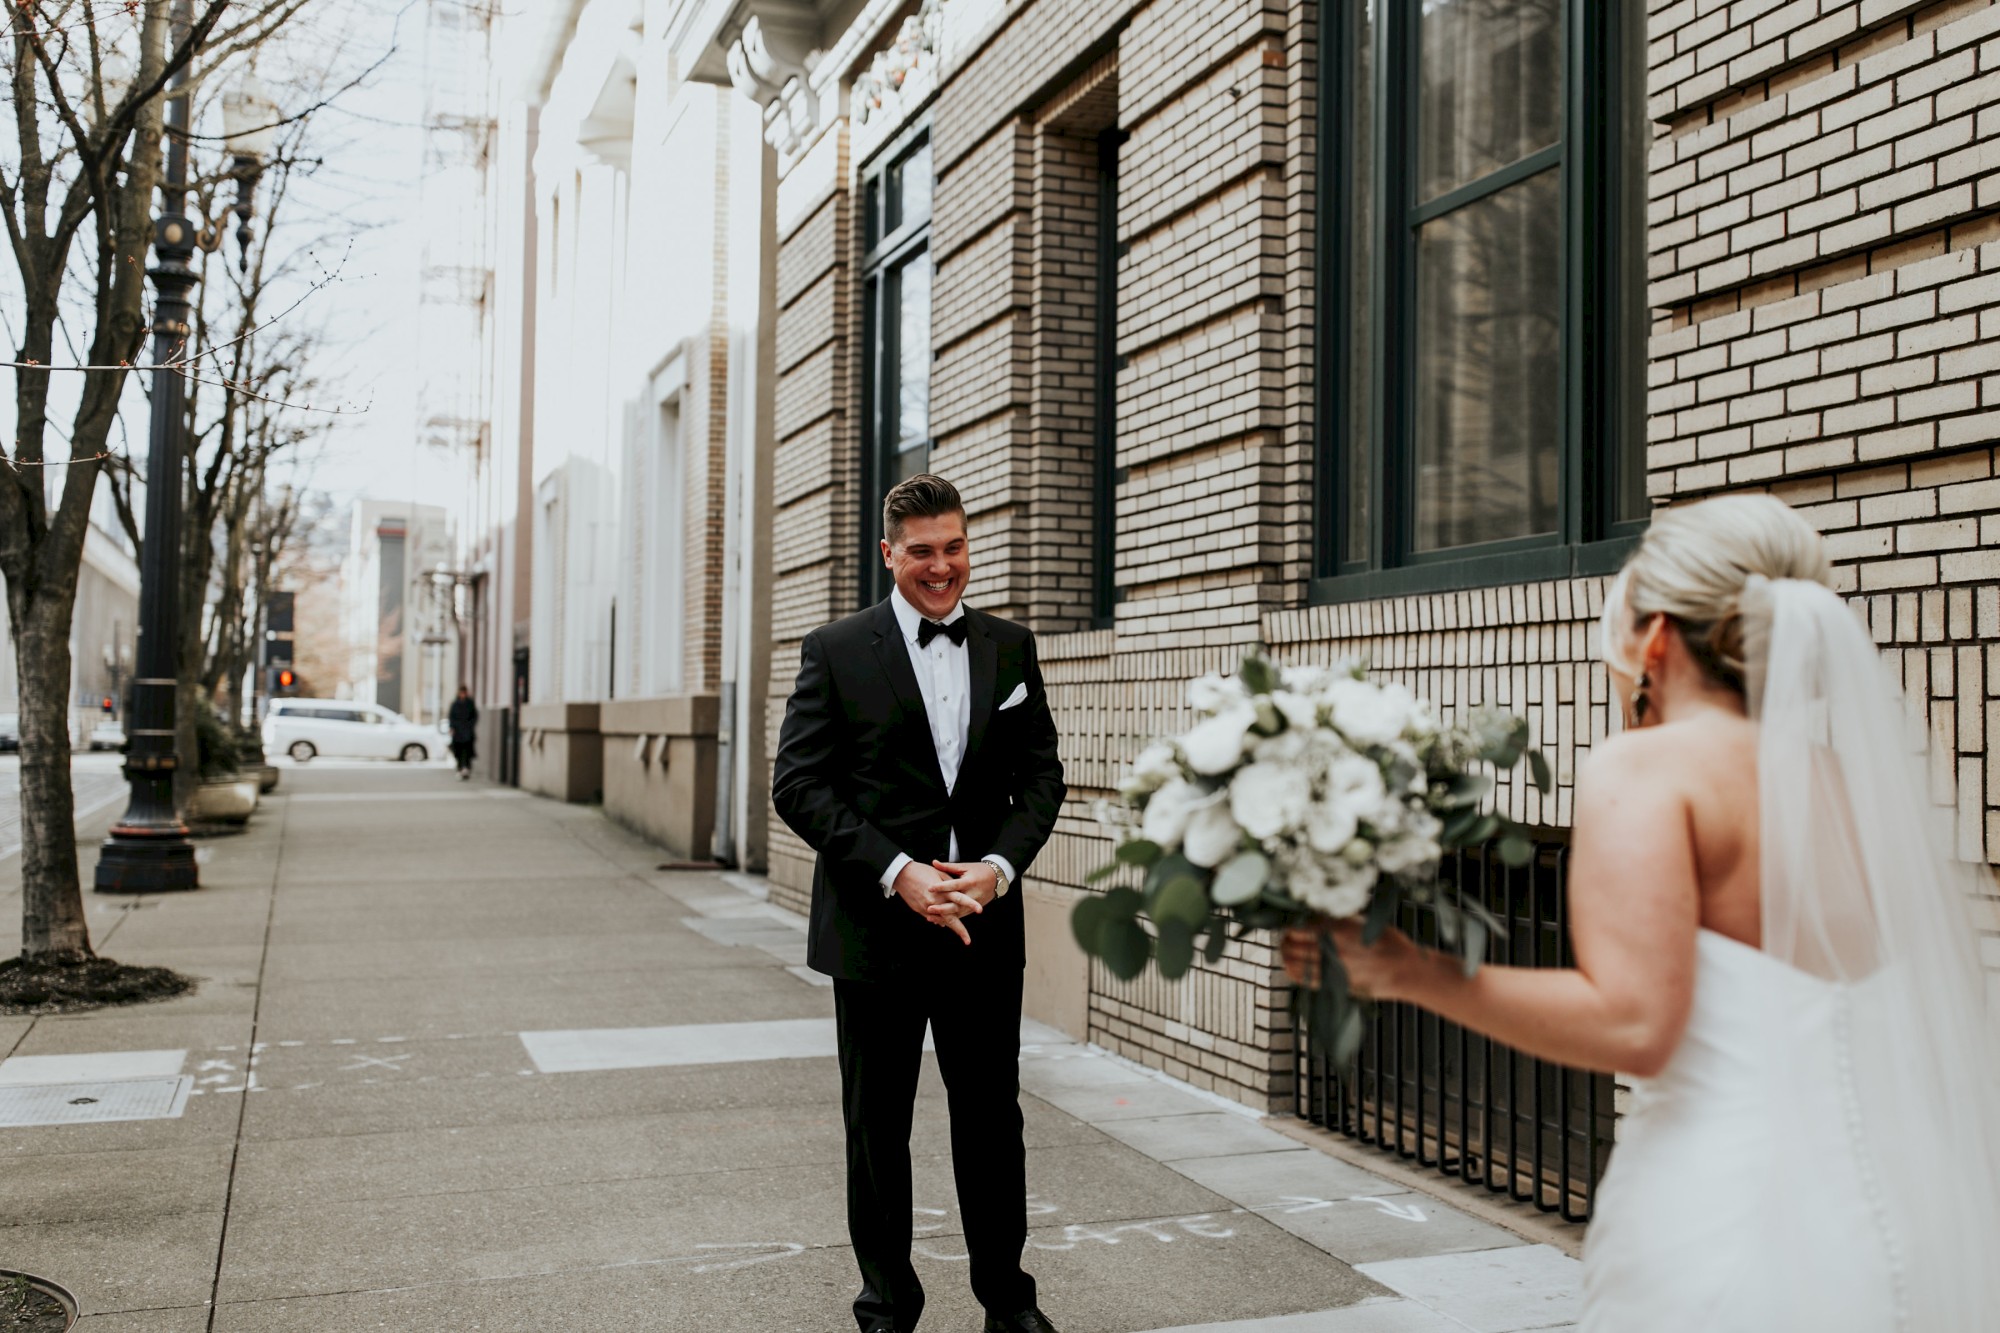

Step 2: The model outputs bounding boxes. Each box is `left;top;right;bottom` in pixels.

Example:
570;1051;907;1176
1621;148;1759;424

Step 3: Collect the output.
13;589;90;957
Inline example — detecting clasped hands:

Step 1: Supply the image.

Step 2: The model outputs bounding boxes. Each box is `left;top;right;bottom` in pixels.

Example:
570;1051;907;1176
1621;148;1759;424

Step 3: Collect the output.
893;859;999;946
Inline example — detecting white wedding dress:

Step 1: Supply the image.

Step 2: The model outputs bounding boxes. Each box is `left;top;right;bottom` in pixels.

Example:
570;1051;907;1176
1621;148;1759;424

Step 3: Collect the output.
1578;578;2000;1331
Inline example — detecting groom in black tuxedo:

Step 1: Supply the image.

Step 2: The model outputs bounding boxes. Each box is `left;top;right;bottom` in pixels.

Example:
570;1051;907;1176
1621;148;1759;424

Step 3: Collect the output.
773;474;1067;1333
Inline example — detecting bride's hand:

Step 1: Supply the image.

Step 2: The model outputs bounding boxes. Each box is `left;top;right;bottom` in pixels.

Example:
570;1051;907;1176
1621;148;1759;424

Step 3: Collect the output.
1280;918;1419;999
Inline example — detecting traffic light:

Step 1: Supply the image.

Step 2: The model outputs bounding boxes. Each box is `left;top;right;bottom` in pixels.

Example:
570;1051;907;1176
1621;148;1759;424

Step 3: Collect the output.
268;666;297;697
276;668;296;692
101;696;114;714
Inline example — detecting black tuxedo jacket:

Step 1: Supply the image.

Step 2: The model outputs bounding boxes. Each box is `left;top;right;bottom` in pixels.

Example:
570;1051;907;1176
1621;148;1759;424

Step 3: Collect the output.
772;598;1066;982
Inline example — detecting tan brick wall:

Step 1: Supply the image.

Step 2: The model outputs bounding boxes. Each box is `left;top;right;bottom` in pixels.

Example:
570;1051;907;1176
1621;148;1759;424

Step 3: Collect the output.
757;0;2000;1105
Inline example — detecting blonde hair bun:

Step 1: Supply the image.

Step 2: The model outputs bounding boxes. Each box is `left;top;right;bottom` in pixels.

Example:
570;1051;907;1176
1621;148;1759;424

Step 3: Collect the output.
1600;494;1833;691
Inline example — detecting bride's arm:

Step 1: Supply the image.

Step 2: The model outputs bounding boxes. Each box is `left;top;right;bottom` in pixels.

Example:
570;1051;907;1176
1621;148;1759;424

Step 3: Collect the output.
1308;732;1701;1077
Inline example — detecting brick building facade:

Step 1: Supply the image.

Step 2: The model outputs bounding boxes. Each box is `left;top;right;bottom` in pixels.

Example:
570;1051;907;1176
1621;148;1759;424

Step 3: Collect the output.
656;0;2000;1112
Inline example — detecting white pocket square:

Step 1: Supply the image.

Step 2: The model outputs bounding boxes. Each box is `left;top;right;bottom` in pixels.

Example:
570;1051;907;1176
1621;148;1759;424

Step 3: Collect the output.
998;682;1029;711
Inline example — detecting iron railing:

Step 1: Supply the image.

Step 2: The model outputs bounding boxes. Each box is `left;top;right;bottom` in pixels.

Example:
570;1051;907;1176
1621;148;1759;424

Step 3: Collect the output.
1294;835;1616;1222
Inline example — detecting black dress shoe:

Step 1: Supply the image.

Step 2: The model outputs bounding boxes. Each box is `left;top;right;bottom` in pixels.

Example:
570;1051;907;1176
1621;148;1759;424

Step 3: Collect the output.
984;1310;1060;1333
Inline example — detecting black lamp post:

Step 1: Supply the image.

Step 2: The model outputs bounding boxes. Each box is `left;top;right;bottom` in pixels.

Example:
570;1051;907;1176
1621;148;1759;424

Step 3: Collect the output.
96;15;274;892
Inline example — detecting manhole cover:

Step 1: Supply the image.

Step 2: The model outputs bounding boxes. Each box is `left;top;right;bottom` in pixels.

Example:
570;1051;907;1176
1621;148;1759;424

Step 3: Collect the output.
0;1076;192;1127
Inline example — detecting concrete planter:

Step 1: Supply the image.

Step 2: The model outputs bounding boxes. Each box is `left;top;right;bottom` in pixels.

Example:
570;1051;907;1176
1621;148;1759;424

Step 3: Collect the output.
518;702;603;803
190;777;259;824
0;1268;78;1330
599;695;720;862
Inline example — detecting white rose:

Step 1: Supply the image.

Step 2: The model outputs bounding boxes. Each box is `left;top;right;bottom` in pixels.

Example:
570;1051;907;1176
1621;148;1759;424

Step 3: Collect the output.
1252;728;1308;764
1377;833;1440;875
1230;761;1312;840
1182;701;1257;775
1304;796;1359;855
1325;751;1387;808
1188;673;1248;715
1141;778;1207;849
1291;855;1377;919
1270;689;1320;732
1324;679;1411;747
1122;740;1181;796
1182;796;1243;868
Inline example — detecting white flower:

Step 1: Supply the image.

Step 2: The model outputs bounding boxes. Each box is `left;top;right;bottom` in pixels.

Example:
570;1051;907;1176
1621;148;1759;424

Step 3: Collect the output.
1280;663;1335;695
1270;689;1320;732
1182;701;1257;775
1141;778;1208;849
1188;673;1248;715
1288;853;1377;918
1252;728;1308;764
1230;761;1311;840
1304;798;1359;856
1120;740;1182;799
1324;679;1417;747
1325;751;1387;808
1377;831;1441;875
1182;797;1243;868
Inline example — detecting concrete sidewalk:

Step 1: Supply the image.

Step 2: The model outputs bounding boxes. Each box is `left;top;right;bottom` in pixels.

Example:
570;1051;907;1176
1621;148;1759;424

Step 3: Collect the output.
1;763;1585;1331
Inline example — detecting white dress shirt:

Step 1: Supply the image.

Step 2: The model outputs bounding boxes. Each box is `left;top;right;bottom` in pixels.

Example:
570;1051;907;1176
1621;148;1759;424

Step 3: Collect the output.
878;587;1016;897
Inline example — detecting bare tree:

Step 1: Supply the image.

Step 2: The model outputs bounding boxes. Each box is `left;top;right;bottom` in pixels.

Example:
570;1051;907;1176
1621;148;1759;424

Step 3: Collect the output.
2;0;306;959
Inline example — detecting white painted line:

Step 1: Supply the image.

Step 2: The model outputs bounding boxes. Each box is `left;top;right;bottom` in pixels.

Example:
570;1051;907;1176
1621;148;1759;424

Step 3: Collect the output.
520;1019;846;1073
0;1048;187;1086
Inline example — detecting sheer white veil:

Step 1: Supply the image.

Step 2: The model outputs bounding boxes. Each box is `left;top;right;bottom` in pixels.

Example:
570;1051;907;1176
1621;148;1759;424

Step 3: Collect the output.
1746;573;2000;1323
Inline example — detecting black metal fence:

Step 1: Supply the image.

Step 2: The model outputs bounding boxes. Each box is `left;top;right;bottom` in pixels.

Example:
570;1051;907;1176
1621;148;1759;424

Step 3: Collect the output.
1293;835;1616;1223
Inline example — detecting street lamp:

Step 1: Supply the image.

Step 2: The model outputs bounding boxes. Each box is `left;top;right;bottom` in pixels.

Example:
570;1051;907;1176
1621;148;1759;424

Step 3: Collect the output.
96;12;277;892
218;72;278;270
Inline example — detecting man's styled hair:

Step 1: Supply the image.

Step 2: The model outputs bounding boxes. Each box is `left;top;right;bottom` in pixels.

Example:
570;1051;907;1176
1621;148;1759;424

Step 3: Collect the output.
882;473;965;544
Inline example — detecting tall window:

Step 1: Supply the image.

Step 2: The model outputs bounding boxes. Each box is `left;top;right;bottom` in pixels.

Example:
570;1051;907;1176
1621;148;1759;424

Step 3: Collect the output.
1317;0;1648;596
862;126;935;604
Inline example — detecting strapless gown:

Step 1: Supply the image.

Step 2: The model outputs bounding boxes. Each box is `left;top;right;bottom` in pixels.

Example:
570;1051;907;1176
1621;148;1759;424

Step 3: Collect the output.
1581;929;1903;1330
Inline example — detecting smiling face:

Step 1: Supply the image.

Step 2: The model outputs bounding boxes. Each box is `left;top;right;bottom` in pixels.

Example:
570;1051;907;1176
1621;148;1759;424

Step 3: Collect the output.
882;510;970;621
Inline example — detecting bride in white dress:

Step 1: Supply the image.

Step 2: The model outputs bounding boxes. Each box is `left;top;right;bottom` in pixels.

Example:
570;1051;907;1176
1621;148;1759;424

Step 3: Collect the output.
1285;494;2000;1330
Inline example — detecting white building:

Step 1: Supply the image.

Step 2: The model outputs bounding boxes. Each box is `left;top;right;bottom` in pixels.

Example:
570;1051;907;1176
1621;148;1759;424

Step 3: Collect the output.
465;0;776;866
0;522;141;744
339;499;457;724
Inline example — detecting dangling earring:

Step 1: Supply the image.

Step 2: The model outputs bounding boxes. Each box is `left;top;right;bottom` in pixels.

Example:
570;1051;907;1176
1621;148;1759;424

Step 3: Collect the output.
1630;672;1653;726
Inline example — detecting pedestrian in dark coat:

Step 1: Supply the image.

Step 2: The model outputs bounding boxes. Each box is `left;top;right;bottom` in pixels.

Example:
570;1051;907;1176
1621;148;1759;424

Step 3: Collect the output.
447;685;478;780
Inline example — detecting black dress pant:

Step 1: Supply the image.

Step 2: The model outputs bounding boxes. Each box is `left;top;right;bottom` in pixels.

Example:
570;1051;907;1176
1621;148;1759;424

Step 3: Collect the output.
833;969;1034;1332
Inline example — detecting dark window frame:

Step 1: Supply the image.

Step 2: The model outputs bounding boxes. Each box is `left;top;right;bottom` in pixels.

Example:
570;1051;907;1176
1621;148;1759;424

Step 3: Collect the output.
1313;0;1647;606
859;121;936;608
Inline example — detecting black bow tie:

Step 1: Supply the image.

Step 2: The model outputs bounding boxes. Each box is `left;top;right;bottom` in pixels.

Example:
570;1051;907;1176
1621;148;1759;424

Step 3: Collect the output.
918;617;968;648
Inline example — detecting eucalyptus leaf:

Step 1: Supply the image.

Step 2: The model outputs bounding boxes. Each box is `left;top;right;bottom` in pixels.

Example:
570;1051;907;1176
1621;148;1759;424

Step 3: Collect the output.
1070;895;1106;953
1441;804;1484;845
1116;839;1163;868
1461;914;1488;978
1433;897;1462;948
1084;861;1121;885
1203;918;1228;963
1240;654;1278;697
1210;849;1269;907
1361;881;1402;946
1331;1004;1366;1066
1497;831;1534;868
1098;915;1152;980
1152;876;1210;929
1467;813;1501;846
1528;749;1553;795
1145;852;1197;897
1440;772;1494;809
1102;886;1144;921
1156;920;1196;979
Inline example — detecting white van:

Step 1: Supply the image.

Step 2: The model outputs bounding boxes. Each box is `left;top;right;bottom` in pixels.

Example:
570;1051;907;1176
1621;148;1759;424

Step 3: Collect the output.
262;699;439;763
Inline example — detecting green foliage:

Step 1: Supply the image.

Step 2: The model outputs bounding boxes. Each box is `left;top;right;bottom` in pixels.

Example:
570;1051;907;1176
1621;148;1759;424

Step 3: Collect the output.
1238;653;1278;697
194;699;242;782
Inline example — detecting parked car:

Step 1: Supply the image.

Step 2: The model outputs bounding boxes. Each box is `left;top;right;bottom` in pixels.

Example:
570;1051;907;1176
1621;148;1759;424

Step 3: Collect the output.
0;713;16;753
86;720;127;751
261;699;438;763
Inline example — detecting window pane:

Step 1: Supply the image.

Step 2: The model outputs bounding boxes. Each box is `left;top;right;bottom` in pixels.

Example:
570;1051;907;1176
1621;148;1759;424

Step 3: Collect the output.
895;247;932;449
1417;0;1562;203
1411;169;1561;552
893;139;932;231
1344;0;1376;566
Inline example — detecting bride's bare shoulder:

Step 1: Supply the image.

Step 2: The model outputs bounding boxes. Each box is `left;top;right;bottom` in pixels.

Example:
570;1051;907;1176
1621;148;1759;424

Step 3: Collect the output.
1582;716;1757;791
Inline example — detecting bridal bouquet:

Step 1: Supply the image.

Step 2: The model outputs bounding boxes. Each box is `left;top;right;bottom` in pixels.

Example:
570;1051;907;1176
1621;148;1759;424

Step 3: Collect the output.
1075;653;1550;1062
